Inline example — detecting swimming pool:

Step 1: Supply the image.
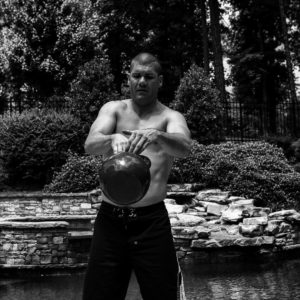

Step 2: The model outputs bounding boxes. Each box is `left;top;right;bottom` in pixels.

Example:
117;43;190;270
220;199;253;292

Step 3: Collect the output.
1;259;300;300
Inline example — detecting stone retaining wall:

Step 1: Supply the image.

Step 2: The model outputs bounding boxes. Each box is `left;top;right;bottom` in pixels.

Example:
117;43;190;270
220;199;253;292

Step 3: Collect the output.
0;191;100;217
0;185;300;269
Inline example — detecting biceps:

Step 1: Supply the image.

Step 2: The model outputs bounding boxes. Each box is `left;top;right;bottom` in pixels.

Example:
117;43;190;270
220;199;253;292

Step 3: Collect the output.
166;115;191;137
89;111;116;135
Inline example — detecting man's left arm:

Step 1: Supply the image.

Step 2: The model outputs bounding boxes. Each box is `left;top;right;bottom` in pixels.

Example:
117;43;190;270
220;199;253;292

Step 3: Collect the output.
123;111;192;158
157;111;191;158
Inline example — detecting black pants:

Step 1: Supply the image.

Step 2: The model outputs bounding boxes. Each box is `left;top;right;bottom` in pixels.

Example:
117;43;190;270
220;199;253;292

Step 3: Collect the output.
82;201;178;300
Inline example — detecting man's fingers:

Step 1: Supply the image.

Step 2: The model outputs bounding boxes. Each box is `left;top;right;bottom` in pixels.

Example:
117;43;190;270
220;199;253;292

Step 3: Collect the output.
122;130;132;136
132;136;148;154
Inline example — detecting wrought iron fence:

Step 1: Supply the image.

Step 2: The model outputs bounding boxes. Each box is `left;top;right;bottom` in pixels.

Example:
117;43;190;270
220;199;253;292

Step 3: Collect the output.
225;100;300;142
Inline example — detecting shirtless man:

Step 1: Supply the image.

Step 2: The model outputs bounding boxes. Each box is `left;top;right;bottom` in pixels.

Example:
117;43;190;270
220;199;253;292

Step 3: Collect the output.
82;53;191;300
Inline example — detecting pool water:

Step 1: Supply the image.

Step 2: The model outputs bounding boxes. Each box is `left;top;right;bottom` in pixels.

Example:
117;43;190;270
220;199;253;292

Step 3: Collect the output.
1;259;300;300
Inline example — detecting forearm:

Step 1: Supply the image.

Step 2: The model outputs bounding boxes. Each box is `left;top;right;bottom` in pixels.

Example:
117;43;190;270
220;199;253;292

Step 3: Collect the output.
157;131;191;158
84;133;113;155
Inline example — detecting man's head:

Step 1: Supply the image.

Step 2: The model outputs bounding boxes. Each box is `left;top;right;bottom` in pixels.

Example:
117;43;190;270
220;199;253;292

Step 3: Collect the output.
128;53;163;107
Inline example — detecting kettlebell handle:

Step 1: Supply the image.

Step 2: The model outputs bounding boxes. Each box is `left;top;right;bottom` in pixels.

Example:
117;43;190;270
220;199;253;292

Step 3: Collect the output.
103;152;151;169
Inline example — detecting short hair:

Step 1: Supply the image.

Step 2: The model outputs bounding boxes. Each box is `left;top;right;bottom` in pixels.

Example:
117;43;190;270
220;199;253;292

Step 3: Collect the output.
130;53;162;75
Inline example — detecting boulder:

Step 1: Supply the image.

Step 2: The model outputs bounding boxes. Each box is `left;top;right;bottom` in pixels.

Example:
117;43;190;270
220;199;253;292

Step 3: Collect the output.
206;203;228;216
174;214;206;226
221;207;243;223
172;226;198;239
269;210;297;220
242;207;270;218
239;224;264;237
286;212;300;224
264;221;281;235
243;216;268;226
196;190;230;204
165;203;186;215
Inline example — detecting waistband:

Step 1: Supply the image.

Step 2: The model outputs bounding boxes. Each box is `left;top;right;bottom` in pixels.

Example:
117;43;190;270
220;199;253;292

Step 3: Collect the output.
100;201;166;219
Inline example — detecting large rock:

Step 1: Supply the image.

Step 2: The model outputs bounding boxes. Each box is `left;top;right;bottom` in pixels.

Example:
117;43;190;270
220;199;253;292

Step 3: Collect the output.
242;207;270;218
196;190;230;204
172;226;198;239
172;214;206;226
165;203;186;215
239;224;264;237
221;207;243;223
243;216;268;226
172;225;210;239
264;220;281;235
206;203;228;216
286;212;300;224
269;210;297;220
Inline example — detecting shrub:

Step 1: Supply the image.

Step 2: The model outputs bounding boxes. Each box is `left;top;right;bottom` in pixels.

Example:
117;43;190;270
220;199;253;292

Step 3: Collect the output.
0;109;84;187
44;152;103;193
264;135;296;161
170;141;300;210
45;140;300;210
170;64;225;144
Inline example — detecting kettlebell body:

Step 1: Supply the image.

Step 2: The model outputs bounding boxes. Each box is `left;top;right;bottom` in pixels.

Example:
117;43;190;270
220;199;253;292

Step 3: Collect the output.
99;152;151;205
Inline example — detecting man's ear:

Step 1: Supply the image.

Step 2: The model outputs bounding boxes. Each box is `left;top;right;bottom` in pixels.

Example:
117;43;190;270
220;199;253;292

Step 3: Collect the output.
159;75;163;88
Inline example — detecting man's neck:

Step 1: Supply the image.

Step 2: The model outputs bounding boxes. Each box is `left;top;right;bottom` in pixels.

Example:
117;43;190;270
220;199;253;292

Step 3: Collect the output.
130;98;160;116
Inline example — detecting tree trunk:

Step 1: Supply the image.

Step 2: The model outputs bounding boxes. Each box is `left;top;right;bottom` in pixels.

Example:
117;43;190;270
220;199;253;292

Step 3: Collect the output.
200;0;209;75
208;0;226;104
278;0;298;136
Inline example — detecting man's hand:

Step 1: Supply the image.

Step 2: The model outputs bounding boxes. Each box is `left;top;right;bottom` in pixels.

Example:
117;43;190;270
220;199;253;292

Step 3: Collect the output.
111;133;130;154
122;129;159;154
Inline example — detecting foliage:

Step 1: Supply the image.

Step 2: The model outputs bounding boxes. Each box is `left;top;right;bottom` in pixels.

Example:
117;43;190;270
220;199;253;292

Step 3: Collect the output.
66;55;120;126
170;64;225;144
44;152;103;193
169;141;300;210
227;0;300;136
264;135;297;161
0;109;84;187
0;0;102;110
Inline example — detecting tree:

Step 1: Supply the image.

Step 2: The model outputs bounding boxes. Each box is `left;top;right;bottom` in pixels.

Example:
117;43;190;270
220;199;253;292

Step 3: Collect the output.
228;0;291;135
0;0;102;111
278;0;298;136
208;0;227;104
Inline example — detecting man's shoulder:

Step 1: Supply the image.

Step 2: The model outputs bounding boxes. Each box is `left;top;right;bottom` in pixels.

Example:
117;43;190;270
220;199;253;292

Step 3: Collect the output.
160;103;184;119
101;99;129;112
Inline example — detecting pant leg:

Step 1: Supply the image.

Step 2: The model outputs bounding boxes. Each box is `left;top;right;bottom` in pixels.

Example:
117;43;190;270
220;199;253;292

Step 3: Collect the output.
82;211;132;300
128;207;178;300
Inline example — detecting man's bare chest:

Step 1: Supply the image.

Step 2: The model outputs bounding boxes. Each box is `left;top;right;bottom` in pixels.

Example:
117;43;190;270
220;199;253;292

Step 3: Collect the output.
115;111;167;133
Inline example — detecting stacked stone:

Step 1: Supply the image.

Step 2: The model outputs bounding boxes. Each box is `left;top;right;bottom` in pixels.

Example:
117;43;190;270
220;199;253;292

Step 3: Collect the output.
0;221;70;266
0;192;100;217
165;186;300;261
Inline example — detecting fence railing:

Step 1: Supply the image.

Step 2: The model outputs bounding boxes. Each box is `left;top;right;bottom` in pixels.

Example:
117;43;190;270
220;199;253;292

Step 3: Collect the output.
224;100;300;142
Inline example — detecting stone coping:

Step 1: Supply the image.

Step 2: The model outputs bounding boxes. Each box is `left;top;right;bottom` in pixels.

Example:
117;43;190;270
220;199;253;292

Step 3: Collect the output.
0;192;90;199
0;263;87;269
0;221;69;229
0;215;96;222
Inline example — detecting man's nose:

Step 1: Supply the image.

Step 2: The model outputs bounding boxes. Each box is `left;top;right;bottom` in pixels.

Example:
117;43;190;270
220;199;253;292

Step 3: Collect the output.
138;76;146;85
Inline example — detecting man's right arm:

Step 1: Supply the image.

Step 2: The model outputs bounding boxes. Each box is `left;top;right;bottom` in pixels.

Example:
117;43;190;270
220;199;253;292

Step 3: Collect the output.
84;101;128;155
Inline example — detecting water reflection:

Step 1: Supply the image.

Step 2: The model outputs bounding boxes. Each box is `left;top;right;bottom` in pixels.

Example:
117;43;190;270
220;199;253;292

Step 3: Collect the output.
0;259;300;300
181;259;300;300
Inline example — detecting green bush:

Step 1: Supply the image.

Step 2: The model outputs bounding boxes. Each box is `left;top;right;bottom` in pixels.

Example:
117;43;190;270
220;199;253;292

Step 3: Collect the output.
44;152;103;193
170;64;225;144
0;109;84;187
170;141;300;210
45;140;300;210
264;135;296;161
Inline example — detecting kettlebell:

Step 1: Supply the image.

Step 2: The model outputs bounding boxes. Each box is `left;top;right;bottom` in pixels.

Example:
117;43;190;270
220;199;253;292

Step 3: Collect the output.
99;152;151;205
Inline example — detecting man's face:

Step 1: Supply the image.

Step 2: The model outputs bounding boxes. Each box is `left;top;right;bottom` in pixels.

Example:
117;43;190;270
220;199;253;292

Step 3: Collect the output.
128;62;163;107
